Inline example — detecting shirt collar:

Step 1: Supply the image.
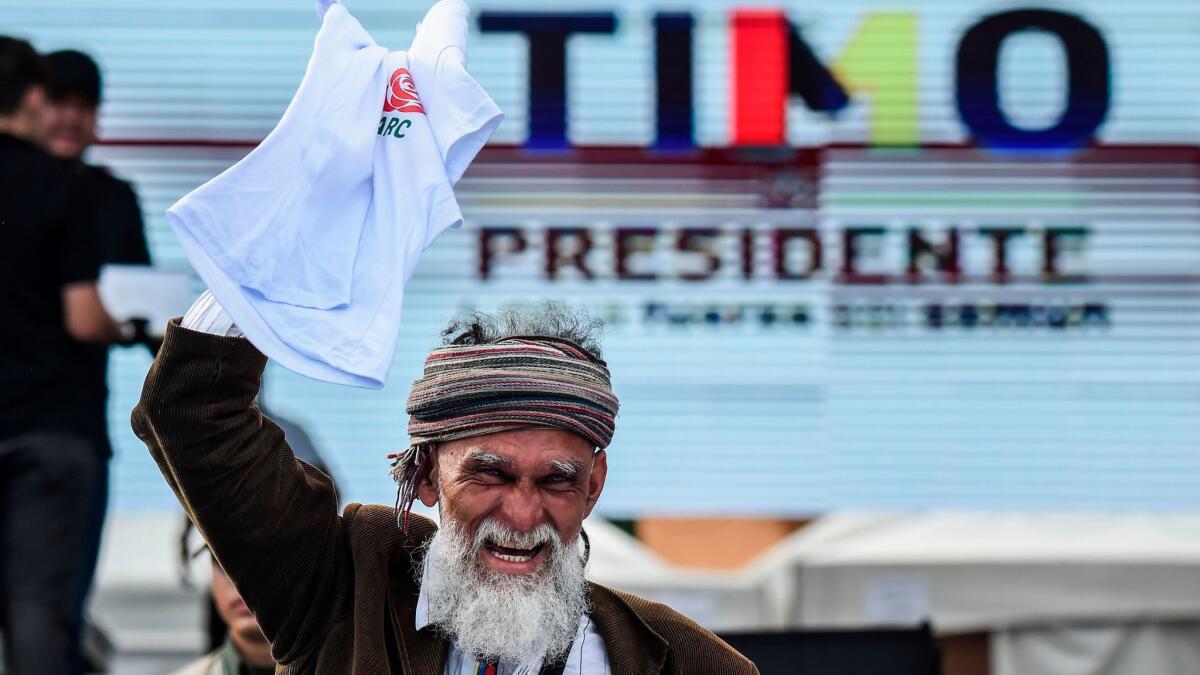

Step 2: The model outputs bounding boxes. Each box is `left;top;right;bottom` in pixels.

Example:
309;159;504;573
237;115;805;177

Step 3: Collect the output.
414;538;435;631
218;639;242;675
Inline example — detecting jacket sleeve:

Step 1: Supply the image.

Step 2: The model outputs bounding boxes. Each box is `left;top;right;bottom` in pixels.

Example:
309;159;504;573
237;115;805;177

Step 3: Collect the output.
131;318;345;664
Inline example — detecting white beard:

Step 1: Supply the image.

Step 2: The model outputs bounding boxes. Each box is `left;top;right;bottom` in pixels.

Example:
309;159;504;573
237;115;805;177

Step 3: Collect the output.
420;516;589;666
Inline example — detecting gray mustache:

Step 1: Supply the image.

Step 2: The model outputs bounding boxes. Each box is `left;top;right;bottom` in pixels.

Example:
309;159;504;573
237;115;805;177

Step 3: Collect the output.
473;519;559;551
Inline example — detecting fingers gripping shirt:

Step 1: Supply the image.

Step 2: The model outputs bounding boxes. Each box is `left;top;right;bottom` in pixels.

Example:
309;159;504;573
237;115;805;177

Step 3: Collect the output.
167;0;502;388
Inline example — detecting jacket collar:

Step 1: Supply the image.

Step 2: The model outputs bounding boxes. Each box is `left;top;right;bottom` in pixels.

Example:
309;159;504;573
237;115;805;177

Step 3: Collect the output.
399;620;448;675
391;516;449;675
586;583;669;675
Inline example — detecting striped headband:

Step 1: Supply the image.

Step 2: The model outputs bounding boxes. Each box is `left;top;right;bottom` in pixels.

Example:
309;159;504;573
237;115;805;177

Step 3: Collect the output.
405;336;619;450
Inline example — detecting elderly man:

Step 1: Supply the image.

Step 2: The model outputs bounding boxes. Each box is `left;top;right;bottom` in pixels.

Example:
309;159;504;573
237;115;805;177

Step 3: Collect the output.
134;294;757;674
42;49;152;268
38;50;156;670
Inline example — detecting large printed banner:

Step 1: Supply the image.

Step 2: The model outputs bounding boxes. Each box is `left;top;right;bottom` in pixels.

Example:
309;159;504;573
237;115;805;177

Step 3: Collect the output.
6;0;1195;512
11;0;1194;149
477;7;1114;151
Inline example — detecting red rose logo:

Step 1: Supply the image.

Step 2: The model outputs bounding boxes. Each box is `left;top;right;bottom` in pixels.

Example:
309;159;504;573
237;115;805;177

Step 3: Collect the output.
383;68;424;114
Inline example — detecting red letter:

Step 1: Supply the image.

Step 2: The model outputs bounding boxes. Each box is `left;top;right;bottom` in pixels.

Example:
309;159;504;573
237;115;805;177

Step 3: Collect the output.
615;228;658;280
841;227;888;284
731;10;788;145
774;228;821;279
979;227;1024;283
676;229;721;281
479;227;527;280
1043;227;1088;282
741;228;755;279
545;228;594;280
907;228;961;283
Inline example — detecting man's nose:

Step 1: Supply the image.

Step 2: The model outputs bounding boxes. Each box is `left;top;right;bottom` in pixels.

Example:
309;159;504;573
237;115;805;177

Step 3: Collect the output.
498;483;545;533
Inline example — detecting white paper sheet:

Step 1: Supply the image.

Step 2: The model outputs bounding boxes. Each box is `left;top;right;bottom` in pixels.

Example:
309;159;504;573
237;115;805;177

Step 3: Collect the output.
97;265;195;337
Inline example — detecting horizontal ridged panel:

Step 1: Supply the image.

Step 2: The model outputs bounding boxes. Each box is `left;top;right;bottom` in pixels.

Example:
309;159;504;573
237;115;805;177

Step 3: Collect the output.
2;0;1195;514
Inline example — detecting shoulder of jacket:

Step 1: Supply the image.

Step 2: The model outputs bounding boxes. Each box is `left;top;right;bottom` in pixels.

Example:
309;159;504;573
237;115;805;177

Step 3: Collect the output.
342;504;436;554
605;587;759;674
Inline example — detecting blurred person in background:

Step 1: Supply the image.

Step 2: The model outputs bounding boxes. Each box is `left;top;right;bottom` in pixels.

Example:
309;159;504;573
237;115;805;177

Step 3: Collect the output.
176;437;335;675
0;35;128;675
186;558;276;675
177;417;336;675
134;297;758;674
175;537;277;675
38;47;155;671
42;49;151;267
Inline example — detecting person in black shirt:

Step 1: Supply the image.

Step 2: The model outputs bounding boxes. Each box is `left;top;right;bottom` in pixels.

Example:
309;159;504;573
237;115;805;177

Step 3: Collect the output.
42;49;152;267
38;50;156;672
0;36;128;675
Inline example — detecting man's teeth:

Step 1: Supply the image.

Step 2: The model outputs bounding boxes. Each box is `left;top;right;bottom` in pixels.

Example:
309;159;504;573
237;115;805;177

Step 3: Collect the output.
485;538;544;563
495;536;534;548
492;550;535;563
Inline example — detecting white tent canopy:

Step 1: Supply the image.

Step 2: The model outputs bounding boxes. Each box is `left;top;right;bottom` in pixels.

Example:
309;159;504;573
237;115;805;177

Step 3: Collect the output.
581;516;667;576
582;516;769;632
591;513;908;631
759;513;1200;633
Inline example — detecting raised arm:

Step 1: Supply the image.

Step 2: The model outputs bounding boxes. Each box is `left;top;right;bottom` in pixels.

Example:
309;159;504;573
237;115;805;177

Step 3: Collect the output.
131;294;346;664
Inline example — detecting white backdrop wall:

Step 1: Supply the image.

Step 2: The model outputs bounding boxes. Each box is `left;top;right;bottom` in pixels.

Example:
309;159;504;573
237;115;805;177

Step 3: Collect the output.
3;0;1197;514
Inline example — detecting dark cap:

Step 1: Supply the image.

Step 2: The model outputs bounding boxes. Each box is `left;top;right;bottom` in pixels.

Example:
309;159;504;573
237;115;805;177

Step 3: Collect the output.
46;49;101;106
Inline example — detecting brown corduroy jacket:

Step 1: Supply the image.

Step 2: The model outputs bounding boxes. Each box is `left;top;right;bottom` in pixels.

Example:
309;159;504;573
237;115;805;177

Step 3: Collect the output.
132;320;758;675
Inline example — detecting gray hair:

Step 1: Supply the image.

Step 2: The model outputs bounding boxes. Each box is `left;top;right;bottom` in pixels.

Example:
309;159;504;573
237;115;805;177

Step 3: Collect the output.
441;300;605;360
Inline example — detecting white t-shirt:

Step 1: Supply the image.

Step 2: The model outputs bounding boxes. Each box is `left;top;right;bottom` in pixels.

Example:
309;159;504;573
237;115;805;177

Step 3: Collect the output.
167;0;501;387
